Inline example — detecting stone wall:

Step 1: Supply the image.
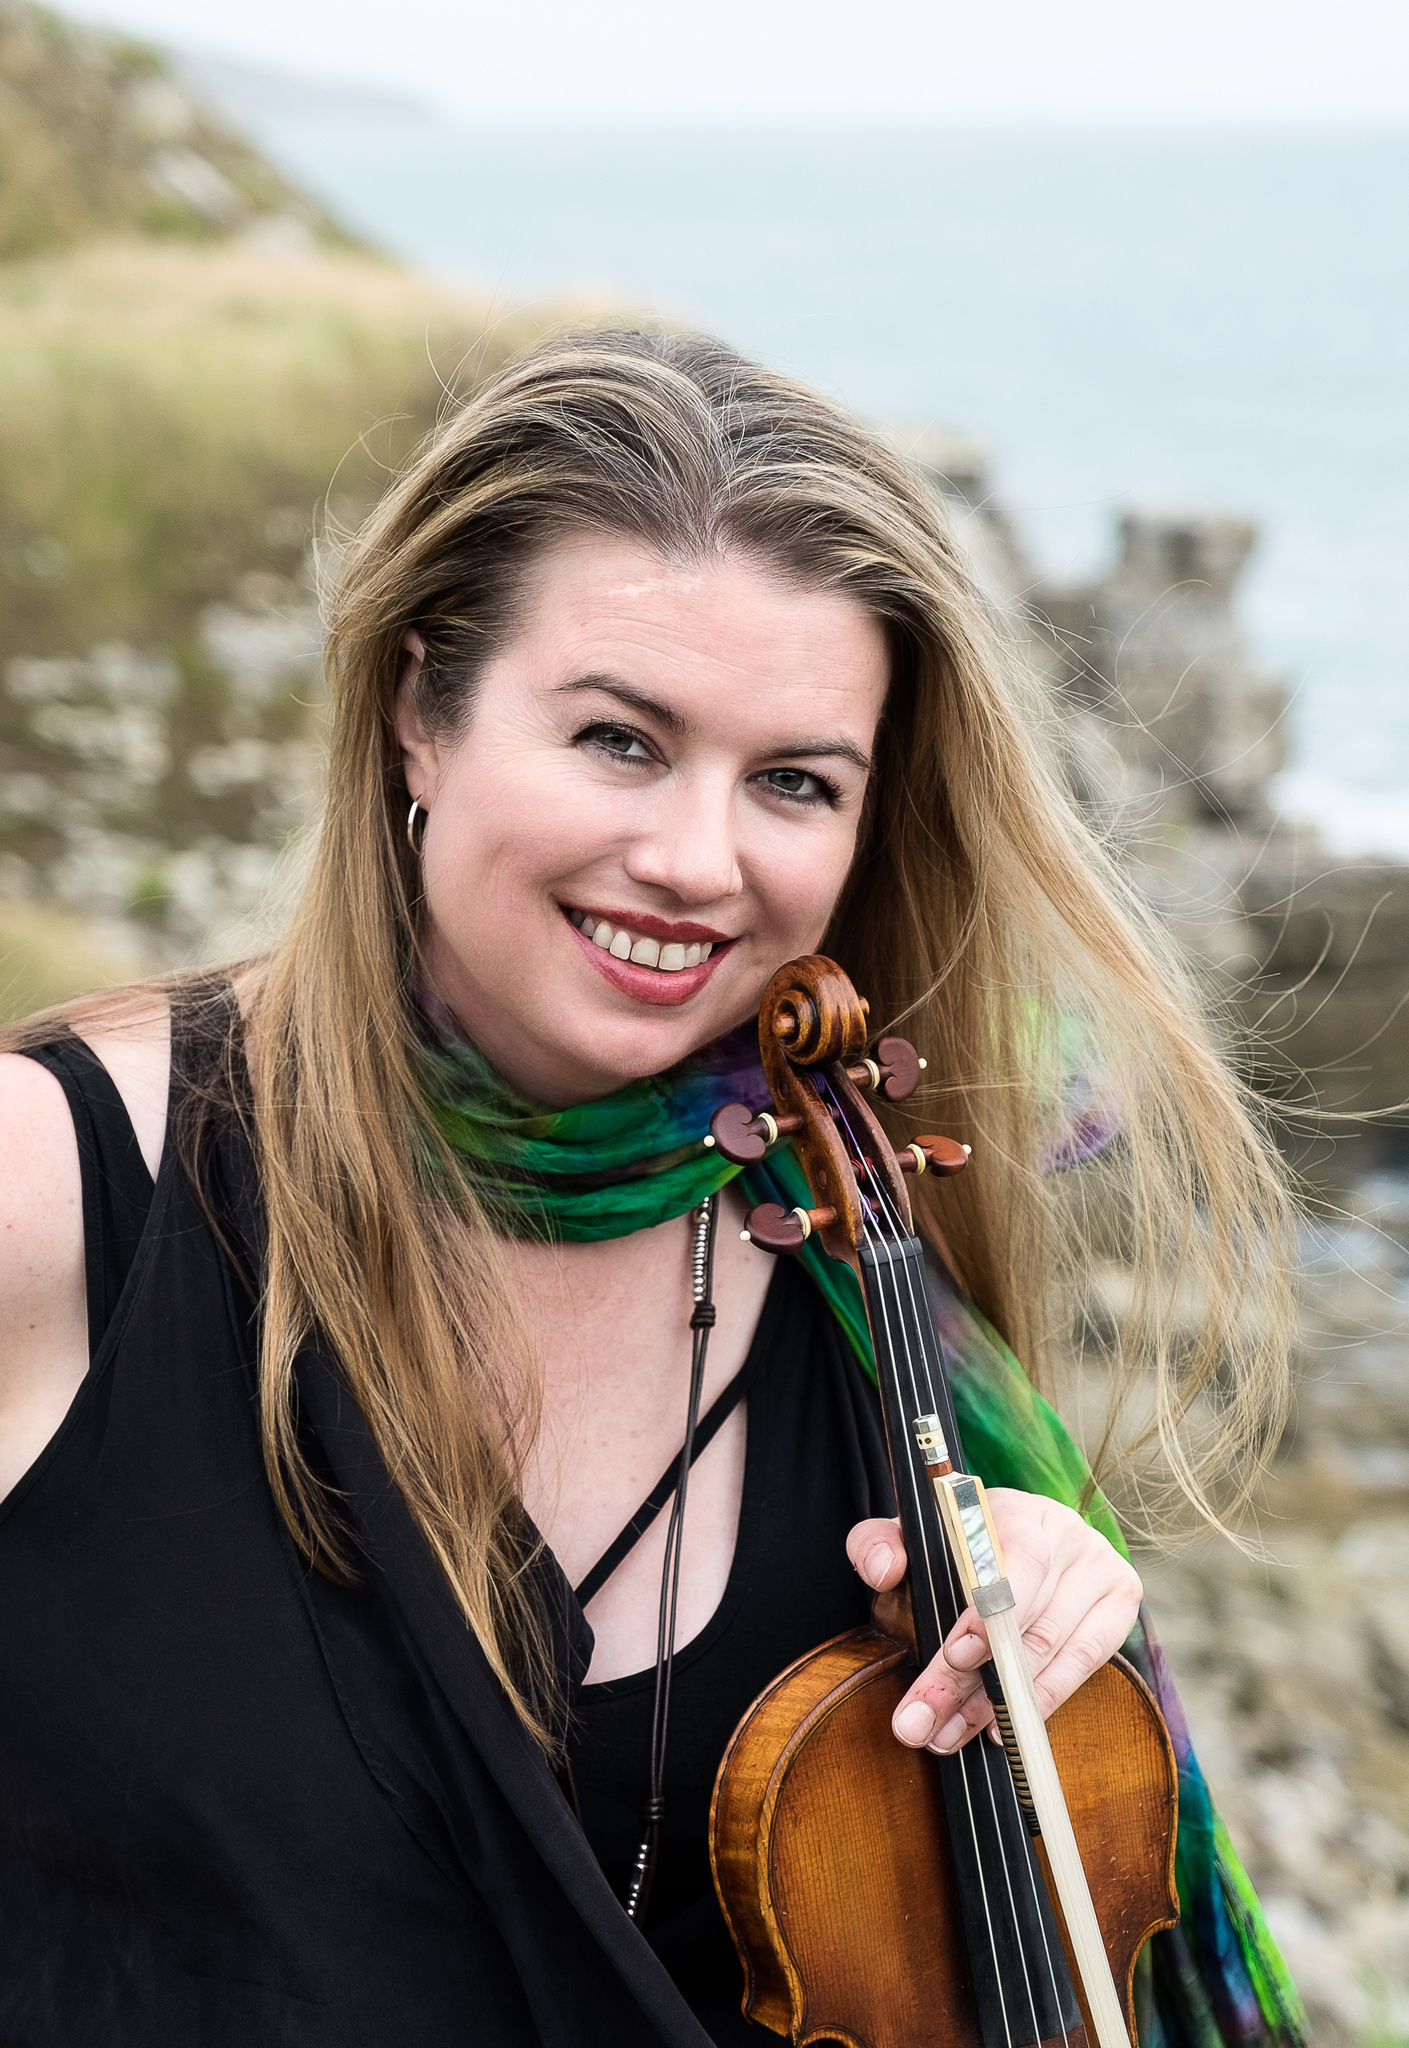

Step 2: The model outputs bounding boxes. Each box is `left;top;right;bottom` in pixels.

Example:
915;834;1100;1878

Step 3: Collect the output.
1135;1194;1409;2048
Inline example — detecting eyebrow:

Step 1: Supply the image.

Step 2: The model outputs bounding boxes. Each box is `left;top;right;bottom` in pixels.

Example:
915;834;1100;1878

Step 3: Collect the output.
553;673;874;775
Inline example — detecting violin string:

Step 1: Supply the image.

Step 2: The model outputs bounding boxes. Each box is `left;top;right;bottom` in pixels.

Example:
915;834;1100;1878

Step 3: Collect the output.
814;1076;1019;2048
864;1233;1021;2048
818;1074;1067;2048
826;1081;1072;2048
820;1078;1070;2048
827;1125;1072;2048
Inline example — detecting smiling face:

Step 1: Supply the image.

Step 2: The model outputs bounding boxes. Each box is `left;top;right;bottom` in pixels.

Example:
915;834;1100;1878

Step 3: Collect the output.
395;534;890;1105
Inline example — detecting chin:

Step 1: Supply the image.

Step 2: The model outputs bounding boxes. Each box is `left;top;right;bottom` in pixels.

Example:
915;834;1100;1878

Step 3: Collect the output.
575;1005;740;1088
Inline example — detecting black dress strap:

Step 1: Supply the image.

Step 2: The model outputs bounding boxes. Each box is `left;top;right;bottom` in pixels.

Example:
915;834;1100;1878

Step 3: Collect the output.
17;1037;156;1359
574;1352;758;1610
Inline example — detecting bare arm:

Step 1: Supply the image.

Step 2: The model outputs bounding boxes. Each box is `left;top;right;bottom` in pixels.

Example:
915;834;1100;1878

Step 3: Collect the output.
0;1001;170;1501
0;1054;88;1500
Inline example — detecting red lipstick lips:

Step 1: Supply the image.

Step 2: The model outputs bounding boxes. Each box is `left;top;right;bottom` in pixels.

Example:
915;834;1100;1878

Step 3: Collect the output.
561;904;735;1008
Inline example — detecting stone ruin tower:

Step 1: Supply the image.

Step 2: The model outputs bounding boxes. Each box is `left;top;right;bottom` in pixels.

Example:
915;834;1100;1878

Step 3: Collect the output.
1036;507;1287;827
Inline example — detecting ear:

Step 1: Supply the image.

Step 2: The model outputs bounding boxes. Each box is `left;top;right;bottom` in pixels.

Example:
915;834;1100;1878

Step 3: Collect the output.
393;629;440;803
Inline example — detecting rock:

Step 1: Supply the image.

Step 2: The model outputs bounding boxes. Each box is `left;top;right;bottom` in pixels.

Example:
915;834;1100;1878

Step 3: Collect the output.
1015;496;1409;1181
1089;1175;1409;2048
1036;505;1288;827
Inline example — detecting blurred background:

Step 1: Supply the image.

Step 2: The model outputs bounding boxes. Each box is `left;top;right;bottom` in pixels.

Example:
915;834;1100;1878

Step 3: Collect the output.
1;0;1406;2036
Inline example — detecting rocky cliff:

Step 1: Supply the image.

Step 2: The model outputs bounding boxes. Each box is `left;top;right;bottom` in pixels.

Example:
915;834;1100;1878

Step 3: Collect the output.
905;427;1409;1186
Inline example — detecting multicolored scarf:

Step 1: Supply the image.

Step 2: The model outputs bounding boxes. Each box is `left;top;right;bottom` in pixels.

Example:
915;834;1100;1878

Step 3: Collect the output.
417;1010;1307;2048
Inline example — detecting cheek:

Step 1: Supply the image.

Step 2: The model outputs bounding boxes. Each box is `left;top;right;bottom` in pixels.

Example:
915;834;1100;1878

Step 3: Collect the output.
756;817;863;947
425;745;614;900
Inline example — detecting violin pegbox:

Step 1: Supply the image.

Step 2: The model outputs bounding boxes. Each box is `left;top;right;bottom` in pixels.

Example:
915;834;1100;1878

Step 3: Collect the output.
704;959;971;1257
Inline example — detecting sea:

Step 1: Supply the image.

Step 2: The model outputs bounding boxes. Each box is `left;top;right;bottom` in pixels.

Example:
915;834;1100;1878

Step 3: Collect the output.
193;71;1409;858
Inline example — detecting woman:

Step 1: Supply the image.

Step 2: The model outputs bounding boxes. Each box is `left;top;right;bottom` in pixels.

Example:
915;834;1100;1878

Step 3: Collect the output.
0;331;1304;2047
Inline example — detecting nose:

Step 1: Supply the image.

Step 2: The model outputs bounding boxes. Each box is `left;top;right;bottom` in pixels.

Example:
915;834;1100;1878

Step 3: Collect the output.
622;769;743;907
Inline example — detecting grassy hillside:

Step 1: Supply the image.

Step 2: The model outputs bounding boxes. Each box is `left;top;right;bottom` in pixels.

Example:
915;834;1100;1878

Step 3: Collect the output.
0;895;136;1020
0;239;548;665
0;240;571;951
0;0;352;259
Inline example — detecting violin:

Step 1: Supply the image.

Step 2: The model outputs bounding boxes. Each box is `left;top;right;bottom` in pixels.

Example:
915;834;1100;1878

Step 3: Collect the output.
705;956;1179;2048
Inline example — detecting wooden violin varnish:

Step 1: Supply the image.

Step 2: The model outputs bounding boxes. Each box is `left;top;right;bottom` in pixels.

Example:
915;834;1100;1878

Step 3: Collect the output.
706;956;1180;2048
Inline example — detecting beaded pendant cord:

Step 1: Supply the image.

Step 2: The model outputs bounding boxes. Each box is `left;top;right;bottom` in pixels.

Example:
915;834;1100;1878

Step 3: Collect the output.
623;1194;719;1925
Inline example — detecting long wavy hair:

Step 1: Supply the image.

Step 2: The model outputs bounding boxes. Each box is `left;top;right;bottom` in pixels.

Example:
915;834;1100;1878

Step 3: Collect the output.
5;330;1296;1742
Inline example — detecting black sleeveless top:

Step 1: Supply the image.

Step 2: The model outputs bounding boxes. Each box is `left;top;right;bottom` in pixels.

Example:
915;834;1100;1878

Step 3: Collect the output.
0;1013;893;2046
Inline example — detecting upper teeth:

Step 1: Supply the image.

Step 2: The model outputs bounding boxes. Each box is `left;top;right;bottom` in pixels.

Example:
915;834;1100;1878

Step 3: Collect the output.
567;909;713;971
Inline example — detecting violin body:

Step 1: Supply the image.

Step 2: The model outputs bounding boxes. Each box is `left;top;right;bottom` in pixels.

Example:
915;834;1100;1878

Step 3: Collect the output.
711;1625;1178;2048
702;954;1182;2048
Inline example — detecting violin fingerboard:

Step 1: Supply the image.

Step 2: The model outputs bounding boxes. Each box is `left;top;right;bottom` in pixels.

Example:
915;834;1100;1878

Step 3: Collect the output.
858;1234;1085;2048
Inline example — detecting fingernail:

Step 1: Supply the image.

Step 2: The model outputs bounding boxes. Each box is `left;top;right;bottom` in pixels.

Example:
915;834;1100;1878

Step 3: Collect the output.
862;1542;895;1588
894;1700;936;1746
930;1714;968;1753
945;1634;985;1668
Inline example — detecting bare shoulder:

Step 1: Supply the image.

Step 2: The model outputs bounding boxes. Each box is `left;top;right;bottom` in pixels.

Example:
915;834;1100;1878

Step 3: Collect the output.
0;986;173;1499
0;1047;85;1219
0;1051;88;1497
73;990;172;1179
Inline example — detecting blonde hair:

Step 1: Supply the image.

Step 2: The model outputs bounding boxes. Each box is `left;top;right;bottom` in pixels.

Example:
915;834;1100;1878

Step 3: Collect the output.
6;330;1296;1740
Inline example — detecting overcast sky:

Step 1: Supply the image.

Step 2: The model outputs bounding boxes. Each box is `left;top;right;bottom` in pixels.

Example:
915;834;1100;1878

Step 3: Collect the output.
66;0;1409;124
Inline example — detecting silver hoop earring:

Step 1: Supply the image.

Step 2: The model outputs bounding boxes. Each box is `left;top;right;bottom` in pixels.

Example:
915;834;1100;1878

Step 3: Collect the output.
406;798;428;855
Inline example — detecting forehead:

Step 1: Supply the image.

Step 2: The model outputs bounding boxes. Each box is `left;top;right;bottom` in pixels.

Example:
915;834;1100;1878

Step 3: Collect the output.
506;533;891;731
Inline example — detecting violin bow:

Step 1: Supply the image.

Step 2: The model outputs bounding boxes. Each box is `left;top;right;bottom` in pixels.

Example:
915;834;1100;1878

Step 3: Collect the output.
710;954;1132;2048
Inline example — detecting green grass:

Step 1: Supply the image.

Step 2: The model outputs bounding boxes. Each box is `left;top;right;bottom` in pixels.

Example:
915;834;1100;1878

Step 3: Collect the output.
0;239;554;668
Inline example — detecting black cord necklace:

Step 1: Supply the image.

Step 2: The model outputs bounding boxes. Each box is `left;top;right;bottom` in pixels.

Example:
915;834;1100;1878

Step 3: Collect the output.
622;1192;720;1925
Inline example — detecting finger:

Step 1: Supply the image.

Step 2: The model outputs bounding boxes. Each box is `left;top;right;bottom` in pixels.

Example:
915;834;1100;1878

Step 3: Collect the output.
893;1667;996;1753
1024;1581;1143;1718
845;1516;907;1590
979;1495;1141;1701
890;1637;991;1752
1000;1547;1140;1691
941;1608;991;1672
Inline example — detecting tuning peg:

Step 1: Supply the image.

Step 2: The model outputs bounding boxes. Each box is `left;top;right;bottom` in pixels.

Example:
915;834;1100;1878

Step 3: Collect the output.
896;1135;970;1177
706;1100;802;1165
843;1037;927;1102
875;1037;926;1102
740;1201;837;1253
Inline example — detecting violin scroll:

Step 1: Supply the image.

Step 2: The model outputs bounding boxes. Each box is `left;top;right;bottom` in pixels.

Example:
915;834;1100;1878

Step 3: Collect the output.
762;957;869;1067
